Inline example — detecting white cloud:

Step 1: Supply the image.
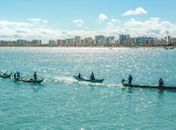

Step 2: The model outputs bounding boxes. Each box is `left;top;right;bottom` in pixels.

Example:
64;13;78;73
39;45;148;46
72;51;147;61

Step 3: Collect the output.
107;19;121;29
0;17;176;42
72;19;84;27
27;18;48;24
123;17;176;37
123;7;147;16
99;14;108;22
0;19;59;42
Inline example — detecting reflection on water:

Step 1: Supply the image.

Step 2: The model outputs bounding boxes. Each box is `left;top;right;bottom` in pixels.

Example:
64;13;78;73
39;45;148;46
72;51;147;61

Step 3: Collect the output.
0;47;176;129
30;84;45;92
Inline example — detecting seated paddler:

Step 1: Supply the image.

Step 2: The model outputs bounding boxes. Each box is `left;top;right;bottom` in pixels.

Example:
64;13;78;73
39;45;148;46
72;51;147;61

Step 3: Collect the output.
90;72;95;80
78;73;82;78
158;78;164;88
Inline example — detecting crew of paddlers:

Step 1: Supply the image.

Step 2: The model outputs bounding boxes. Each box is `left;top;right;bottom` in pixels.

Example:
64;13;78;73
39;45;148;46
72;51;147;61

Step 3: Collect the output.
0;70;173;90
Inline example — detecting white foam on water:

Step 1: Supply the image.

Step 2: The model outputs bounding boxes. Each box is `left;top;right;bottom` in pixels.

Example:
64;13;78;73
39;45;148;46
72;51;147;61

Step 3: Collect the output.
49;76;78;84
43;76;123;89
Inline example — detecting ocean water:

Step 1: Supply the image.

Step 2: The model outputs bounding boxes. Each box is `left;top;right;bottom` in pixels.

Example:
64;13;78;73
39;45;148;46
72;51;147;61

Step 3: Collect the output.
0;47;176;130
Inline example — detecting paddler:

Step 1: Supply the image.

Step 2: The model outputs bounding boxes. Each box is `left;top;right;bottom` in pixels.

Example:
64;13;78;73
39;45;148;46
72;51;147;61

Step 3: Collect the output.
78;73;81;78
90;72;95;80
33;72;37;80
122;79;125;84
16;71;20;79
128;74;133;85
13;73;17;80
158;78;164;88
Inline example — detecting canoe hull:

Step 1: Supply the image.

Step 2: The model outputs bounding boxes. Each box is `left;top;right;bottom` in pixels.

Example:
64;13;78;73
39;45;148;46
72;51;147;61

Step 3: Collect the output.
122;83;176;90
0;73;12;79
14;78;43;84
73;76;104;83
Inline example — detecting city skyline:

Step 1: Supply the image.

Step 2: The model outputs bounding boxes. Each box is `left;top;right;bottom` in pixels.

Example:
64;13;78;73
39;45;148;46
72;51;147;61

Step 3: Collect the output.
1;34;175;47
0;0;176;42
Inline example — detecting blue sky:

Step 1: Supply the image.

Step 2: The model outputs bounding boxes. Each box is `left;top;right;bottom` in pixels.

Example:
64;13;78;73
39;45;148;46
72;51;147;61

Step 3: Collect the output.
0;0;176;41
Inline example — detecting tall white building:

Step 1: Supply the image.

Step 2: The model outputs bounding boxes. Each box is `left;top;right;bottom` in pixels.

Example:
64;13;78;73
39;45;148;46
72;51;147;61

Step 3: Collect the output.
75;36;81;46
95;35;106;46
57;39;65;46
65;38;74;46
107;36;116;45
31;40;41;45
49;40;57;46
84;37;94;46
119;34;130;44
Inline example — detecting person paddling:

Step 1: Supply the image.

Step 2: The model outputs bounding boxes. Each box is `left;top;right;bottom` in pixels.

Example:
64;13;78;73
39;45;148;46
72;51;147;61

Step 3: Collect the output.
78;73;82;78
90;72;95;80
13;73;17;80
158;78;164;88
122;79;125;84
33;72;37;80
128;74;133;85
16;71;20;80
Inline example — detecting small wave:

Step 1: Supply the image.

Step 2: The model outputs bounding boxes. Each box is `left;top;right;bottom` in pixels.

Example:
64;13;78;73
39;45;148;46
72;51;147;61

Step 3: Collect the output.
44;76;78;84
77;81;120;88
44;76;122;88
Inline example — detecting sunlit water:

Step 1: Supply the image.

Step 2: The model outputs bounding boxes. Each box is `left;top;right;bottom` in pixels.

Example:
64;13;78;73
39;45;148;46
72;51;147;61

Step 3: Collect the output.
0;47;176;130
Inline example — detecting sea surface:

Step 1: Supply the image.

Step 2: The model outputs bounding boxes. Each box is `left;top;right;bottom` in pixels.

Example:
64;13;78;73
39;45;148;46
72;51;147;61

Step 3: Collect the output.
0;47;176;130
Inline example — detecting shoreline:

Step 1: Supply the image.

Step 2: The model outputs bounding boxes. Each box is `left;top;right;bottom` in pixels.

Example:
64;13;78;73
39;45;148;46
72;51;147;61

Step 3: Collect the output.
0;45;172;48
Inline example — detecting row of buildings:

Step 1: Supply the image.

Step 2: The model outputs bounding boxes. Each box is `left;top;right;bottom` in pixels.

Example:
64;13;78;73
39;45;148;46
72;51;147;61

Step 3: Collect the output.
119;34;176;45
0;40;42;46
56;36;116;47
0;35;176;47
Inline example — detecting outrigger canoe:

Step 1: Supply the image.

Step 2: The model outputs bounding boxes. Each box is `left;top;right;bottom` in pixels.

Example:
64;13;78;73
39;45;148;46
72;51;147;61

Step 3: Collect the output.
0;72;12;78
73;75;104;83
12;77;44;84
164;46;174;50
122;82;176;90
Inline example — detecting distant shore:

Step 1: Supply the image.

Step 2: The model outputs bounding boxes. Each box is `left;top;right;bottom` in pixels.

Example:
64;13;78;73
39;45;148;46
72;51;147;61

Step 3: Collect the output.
0;44;174;48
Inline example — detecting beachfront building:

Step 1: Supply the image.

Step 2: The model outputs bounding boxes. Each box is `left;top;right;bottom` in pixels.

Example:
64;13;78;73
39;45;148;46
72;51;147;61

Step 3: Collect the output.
95;35;106;46
130;38;136;44
153;39;166;45
171;38;176;45
81;39;86;46
49;40;57;46
75;36;81;46
134;37;155;45
84;37;94;46
57;39;65;46
17;39;31;46
164;36;176;45
31;40;42;46
0;39;42;46
119;34;130;45
0;40;17;46
65;38;74;46
79;38;94;47
106;36;116;46
164;35;171;45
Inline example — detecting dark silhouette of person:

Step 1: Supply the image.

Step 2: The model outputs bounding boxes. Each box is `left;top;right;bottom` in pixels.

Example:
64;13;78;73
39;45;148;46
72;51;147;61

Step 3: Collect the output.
122;79;125;84
128;74;133;85
33;72;37;80
158;78;164;88
90;72;95;80
78;73;81;78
